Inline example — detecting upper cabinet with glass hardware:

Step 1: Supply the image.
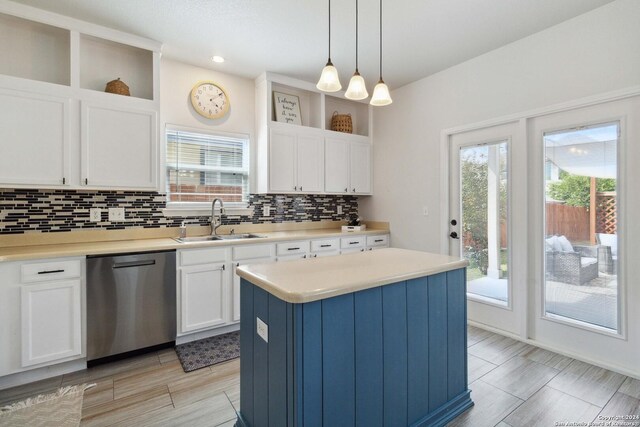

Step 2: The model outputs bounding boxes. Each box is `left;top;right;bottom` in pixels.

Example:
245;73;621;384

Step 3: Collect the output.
0;2;161;190
255;72;372;195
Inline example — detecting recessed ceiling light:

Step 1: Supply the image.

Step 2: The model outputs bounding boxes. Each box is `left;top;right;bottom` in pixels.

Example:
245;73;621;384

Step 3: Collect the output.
212;56;225;63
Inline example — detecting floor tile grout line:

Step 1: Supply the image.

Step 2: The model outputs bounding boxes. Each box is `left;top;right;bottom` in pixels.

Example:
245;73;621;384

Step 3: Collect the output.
544;381;608;409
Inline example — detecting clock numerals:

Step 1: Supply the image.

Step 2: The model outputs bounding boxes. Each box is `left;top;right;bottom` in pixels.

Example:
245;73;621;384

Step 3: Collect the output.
191;82;229;119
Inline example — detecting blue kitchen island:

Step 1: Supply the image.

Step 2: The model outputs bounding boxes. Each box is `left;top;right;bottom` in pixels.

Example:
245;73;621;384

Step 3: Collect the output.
235;248;472;427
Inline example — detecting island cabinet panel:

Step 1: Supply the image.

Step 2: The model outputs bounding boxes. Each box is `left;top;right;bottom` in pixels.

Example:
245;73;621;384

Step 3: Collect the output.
237;267;472;427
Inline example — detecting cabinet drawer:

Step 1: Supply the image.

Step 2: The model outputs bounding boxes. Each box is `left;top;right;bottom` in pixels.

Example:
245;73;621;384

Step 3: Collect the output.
341;236;365;249
179;247;227;266
311;238;340;252
232;244;274;261
367;235;389;247
21;260;81;283
276;241;310;256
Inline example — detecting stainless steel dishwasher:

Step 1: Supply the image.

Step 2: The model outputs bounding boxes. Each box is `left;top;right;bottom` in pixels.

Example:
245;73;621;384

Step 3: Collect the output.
86;250;176;363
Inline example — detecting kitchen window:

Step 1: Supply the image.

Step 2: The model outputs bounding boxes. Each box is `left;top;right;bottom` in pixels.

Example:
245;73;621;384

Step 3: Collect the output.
166;127;250;209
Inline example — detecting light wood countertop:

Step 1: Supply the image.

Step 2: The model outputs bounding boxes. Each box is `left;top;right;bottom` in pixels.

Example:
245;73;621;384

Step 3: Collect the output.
0;228;390;262
236;248;468;303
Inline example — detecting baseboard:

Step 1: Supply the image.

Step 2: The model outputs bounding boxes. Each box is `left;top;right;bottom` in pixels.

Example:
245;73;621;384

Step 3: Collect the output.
175;323;240;345
468;320;640;379
412;390;474;427
0;359;86;391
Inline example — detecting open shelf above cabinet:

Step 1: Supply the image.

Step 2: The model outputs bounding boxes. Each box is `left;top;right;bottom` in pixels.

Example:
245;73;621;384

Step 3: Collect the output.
325;95;370;137
0;13;70;86
80;34;154;100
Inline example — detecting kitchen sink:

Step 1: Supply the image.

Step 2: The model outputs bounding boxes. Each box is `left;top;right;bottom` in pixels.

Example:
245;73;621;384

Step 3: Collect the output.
173;234;265;243
216;233;265;240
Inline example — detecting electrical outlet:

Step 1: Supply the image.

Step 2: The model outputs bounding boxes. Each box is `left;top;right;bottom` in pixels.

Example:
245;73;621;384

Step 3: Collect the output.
89;208;102;222
263;204;270;217
257;317;268;343
337;205;343;215
422;206;429;216
108;207;125;222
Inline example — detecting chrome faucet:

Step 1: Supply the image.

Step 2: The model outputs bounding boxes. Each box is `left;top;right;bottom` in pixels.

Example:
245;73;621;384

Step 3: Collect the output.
210;198;225;236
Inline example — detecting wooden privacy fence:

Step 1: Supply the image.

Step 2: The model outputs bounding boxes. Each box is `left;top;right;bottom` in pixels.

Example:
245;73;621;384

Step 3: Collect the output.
546;202;590;243
596;191;616;234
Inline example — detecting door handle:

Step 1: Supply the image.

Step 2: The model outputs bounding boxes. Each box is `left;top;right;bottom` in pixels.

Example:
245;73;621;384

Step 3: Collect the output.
449;232;459;239
112;260;156;269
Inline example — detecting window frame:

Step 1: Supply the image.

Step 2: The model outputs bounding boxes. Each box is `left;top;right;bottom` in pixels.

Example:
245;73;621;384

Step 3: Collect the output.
163;124;251;215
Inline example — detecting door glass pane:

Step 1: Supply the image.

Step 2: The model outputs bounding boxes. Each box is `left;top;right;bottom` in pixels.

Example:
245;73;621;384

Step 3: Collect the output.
544;122;619;331
460;141;509;305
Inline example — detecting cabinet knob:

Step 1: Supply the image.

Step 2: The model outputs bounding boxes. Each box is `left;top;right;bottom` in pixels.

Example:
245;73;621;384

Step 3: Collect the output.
313;254;318;258
236;262;240;267
303;254;307;259
299;186;302;191
344;188;348;192
294;186;297;191
352;188;356;192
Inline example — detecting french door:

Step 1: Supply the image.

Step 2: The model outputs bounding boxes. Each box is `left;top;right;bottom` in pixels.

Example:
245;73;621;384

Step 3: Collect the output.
528;98;639;373
449;121;527;336
448;95;640;376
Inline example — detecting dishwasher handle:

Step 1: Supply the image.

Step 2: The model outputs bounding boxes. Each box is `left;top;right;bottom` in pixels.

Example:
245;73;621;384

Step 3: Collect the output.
112;259;156;269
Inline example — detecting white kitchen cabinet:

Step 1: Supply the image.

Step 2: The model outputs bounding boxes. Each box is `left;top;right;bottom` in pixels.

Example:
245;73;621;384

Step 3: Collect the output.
21;279;82;367
325;138;350;193
81;102;157;189
325;137;372;195
0;257;85;377
255;72;372;195
179;262;228;334
349;141;372;194
231;243;276;323
0;89;70;186
0;4;161;190
268;128;324;193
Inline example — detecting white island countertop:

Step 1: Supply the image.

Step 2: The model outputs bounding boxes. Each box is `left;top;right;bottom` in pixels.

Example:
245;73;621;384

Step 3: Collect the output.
236;248;469;303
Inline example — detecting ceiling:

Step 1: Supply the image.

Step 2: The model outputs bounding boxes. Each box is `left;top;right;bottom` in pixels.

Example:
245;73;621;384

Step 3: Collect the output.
13;0;615;90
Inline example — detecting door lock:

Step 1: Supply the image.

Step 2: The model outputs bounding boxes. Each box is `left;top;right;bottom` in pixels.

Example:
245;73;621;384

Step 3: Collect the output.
449;231;459;239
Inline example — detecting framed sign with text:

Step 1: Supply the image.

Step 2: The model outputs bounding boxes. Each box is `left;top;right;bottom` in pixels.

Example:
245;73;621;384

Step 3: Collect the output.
273;91;302;125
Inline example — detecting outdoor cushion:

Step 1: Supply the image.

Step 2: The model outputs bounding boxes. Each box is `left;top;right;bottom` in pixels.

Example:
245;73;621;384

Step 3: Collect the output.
598;233;617;256
557;235;574;253
581;257;598;267
545;236;556;252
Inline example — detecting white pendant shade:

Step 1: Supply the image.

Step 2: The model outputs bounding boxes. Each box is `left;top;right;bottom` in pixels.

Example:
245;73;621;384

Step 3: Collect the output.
316;63;342;92
370;80;392;106
345;73;368;100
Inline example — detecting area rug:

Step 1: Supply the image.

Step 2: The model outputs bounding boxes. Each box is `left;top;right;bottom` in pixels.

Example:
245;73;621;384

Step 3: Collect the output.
0;383;94;427
175;331;240;373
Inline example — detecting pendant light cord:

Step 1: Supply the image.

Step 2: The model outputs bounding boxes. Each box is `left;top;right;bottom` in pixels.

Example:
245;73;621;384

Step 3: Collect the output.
379;0;383;79
355;0;359;71
328;0;332;61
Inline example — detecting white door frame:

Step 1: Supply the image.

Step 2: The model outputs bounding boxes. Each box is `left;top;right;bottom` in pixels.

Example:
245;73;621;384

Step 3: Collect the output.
440;86;640;378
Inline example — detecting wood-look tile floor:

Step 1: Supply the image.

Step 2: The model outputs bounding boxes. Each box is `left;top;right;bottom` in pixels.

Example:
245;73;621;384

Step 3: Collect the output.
1;327;638;426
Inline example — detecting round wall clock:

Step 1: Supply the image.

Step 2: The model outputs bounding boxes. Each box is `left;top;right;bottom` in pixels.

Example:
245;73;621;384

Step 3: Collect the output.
190;81;230;119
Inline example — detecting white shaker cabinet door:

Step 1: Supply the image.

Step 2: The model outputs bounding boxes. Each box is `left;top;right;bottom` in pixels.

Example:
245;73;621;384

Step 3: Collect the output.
296;134;324;193
21;279;82;367
179;263;227;334
232;256;274;323
324;138;350;193
349;141;371;194
81;102;157;190
269;129;297;192
0;89;70;186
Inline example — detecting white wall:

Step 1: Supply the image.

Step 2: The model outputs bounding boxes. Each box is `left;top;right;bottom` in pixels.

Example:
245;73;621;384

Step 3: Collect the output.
160;59;256;189
360;0;640;253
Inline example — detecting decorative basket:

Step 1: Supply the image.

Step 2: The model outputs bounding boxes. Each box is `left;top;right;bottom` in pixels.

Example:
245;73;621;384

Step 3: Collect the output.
105;78;130;96
331;111;353;134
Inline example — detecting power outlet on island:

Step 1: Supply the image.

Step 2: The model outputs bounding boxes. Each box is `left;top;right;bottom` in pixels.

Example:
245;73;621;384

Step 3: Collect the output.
257;317;268;343
108;207;125;222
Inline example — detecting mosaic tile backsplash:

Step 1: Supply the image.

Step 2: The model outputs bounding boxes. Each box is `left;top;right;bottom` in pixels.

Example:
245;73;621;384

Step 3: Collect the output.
0;189;358;235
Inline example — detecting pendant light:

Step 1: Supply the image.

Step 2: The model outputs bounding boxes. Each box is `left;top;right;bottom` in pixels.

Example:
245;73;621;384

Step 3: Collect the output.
345;0;368;100
370;0;392;106
316;0;342;92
